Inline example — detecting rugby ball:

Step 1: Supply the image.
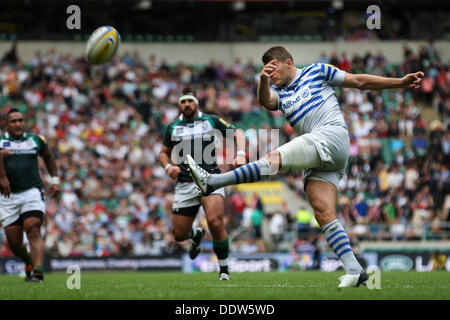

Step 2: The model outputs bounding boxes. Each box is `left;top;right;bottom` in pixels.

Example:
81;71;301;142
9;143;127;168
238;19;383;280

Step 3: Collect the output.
85;26;120;65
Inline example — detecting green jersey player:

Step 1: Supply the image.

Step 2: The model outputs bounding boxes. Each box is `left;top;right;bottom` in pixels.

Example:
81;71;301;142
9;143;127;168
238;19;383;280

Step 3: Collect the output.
158;87;246;280
0;108;60;282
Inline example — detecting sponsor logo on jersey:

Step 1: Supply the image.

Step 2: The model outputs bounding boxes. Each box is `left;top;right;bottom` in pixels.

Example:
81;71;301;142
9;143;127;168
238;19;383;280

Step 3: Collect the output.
301;88;309;98
282;94;302;110
175;127;184;134
3;141;10;147
10;150;37;155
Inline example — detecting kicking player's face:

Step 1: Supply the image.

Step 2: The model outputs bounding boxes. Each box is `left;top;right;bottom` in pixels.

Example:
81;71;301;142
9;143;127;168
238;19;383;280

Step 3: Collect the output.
7;112;25;138
179;99;198;119
270;59;294;87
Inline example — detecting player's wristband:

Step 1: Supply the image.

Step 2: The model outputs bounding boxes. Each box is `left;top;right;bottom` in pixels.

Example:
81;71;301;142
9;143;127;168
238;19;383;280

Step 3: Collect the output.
236;151;246;157
50;176;60;185
164;164;172;171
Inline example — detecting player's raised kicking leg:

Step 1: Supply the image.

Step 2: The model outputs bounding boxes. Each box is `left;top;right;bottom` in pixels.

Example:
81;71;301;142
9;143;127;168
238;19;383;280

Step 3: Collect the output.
186;134;367;287
186;135;317;195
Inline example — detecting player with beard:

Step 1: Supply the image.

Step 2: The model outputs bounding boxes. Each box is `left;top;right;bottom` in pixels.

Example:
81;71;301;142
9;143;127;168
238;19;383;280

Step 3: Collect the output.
158;87;246;280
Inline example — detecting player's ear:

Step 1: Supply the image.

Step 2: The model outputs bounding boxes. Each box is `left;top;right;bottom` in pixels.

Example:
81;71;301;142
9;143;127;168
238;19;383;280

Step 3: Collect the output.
286;59;293;66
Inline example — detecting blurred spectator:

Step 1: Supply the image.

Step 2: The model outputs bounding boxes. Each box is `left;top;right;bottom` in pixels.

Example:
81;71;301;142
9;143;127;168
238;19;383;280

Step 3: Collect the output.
317;51;330;64
338;52;351;72
296;205;313;239
250;195;265;252
269;211;285;251
430;251;447;270
421;74;435;105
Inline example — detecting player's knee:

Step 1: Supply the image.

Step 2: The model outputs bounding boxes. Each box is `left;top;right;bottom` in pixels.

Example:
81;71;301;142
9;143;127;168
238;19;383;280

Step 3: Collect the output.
171;227;188;242
310;198;334;223
312;206;335;226
25;225;41;240
208;217;224;233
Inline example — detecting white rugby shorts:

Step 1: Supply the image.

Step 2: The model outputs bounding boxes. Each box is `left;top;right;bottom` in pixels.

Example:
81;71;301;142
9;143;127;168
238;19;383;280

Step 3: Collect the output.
173;182;225;209
278;125;349;189
0;187;46;227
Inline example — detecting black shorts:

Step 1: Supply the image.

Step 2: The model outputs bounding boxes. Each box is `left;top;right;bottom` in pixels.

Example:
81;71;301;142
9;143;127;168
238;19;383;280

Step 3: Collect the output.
10;211;44;227
173;205;200;218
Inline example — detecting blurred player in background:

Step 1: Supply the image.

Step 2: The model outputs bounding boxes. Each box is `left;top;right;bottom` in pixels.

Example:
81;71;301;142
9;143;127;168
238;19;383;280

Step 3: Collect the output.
0;108;60;282
158;87;246;280
187;46;423;288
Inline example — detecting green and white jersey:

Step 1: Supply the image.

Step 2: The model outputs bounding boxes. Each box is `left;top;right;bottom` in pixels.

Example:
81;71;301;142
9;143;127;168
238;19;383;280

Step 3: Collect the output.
163;111;236;183
0;132;48;193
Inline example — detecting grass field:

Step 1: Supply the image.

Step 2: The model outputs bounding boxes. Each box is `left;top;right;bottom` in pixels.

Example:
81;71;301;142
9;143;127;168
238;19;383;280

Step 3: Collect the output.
0;271;449;300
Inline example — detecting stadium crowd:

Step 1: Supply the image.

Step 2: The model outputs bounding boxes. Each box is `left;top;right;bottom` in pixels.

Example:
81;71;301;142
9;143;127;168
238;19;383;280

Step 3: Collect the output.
0;41;448;258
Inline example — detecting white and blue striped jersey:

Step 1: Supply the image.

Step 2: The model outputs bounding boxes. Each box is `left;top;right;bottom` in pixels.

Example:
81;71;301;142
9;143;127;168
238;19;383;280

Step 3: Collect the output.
271;63;347;135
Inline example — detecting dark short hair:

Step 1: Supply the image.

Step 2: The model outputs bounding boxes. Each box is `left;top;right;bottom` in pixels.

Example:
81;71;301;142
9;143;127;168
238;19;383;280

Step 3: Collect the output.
181;86;196;96
7;108;21;117
262;46;294;65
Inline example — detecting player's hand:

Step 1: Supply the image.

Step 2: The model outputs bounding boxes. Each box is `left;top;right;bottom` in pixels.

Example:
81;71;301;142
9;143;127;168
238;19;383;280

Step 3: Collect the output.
0;150;12;158
401;71;424;89
233;155;246;168
167;165;181;179
0;176;11;198
49;184;60;198
260;59;278;80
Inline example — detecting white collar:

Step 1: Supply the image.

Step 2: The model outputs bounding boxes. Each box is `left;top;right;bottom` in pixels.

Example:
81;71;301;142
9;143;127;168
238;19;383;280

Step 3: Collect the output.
4;132;26;140
179;111;202;120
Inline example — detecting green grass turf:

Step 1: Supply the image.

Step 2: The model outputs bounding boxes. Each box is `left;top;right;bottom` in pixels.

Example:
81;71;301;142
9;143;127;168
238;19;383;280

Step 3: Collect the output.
0;271;449;300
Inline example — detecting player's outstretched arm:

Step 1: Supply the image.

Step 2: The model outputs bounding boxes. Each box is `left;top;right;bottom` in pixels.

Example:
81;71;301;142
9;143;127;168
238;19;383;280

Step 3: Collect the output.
159;145;180;179
258;60;279;110
40;148;60;197
0;150;11;197
342;71;424;90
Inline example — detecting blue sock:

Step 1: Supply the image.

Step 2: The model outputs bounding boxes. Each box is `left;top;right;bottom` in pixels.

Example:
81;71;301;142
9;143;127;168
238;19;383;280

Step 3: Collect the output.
322;219;363;275
208;158;271;189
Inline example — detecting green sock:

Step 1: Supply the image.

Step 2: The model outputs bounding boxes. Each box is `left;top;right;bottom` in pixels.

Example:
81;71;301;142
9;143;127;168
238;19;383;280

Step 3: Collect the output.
25;255;33;266
34;265;43;273
213;238;229;274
